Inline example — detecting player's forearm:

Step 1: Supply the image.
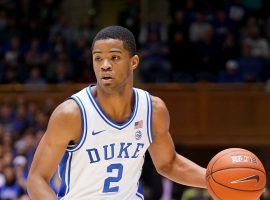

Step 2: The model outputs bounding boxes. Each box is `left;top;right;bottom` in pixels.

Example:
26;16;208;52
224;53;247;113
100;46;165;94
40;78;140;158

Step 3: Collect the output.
158;154;207;188
27;175;57;200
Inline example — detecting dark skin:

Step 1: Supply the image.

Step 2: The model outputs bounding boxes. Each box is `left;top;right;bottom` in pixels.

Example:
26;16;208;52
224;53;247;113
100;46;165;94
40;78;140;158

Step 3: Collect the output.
27;39;206;200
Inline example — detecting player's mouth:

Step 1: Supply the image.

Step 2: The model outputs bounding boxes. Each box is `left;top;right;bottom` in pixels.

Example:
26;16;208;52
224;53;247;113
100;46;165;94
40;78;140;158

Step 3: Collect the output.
101;75;113;83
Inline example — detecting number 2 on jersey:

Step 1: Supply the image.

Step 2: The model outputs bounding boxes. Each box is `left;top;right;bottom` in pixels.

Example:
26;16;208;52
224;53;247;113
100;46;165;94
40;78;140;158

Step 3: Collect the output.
103;163;123;193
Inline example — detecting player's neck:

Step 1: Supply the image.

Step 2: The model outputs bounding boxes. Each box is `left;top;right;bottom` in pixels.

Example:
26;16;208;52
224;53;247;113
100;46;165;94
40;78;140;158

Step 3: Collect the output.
94;85;134;123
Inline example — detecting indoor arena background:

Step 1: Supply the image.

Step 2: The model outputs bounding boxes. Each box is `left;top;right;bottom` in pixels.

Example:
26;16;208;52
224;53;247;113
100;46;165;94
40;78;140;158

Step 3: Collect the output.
0;0;269;199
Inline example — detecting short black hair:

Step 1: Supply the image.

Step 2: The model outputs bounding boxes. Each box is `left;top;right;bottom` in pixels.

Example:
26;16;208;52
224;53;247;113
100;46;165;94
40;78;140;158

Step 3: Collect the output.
92;25;137;56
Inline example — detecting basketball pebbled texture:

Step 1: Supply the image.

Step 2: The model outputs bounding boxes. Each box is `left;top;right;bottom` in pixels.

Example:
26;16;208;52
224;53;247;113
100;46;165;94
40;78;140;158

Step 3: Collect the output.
206;148;266;200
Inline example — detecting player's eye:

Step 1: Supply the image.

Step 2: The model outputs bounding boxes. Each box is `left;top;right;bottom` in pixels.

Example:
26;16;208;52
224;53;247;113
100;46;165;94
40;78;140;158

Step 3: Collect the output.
112;55;120;60
94;56;102;62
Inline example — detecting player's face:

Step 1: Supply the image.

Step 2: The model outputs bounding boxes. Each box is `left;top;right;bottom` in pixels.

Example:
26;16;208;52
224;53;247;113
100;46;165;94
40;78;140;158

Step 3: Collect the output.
92;39;139;92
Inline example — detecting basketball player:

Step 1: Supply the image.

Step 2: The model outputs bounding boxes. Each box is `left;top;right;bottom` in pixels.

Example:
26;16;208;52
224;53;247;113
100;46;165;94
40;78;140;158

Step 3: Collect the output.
27;26;206;200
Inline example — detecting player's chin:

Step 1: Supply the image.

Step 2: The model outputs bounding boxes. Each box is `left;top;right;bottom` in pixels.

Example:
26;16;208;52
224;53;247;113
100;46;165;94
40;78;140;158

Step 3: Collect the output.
98;79;117;92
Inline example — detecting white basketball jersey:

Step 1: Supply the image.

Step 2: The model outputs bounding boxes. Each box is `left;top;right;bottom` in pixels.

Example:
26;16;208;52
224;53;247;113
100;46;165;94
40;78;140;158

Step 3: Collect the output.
57;85;153;200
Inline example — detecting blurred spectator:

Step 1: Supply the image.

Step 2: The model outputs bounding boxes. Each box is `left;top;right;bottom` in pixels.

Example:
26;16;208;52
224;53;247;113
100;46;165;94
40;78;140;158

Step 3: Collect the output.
168;10;189;44
139;13;168;45
0;104;13;133
12;104;30;134
25;37;50;68
191;25;219;81
238;41;264;82
211;10;236;43
118;0;141;43
33;111;48;132
25;67;47;84
4;16;21;41
265;16;270;42
70;36;95;83
38;0;63;29
225;0;246;26
13;155;28;191
169;31;194;82
2;35;26;83
4;35;23;66
49;14;76;48
0;9;7;28
49;32;67;60
218;59;243;83
139;31;172;82
219;31;241;65
189;12;211;43
0;166;23;199
243;24;269;59
75;16;98;44
2;149;13;167
46;52;73;83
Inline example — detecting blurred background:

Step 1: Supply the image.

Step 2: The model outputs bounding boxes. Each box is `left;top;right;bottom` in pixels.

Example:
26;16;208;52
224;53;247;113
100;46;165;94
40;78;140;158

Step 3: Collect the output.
0;0;269;199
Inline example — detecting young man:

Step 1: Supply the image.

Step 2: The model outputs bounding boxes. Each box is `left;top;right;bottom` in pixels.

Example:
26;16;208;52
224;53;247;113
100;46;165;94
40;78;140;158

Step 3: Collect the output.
27;26;206;200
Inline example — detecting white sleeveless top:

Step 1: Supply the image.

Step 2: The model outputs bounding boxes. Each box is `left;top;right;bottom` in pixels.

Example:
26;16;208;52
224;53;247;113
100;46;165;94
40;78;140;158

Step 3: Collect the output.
57;85;153;200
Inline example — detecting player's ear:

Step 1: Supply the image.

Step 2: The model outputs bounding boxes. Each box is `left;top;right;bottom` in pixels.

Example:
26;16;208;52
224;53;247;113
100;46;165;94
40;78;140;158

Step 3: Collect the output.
131;55;139;70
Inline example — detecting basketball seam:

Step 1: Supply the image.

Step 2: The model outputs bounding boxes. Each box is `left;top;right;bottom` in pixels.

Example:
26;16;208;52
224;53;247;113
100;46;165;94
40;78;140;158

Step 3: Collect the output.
211;166;266;175
208;175;223;200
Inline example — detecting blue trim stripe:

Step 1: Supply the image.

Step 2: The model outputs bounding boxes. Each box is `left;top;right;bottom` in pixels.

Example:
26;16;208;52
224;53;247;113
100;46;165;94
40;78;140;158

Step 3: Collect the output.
136;182;144;200
145;92;153;143
66;96;87;152
149;93;153;142
136;193;144;200
66;152;73;195
57;152;73;199
57;152;68;198
86;86;139;130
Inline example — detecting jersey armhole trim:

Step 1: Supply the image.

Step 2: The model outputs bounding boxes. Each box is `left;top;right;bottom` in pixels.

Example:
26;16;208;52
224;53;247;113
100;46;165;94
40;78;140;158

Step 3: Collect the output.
145;92;153;143
136;182;144;199
66;96;88;152
57;151;73;199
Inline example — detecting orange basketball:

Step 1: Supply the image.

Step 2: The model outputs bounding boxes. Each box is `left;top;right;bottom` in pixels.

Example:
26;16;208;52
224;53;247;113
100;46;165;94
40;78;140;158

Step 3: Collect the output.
206;148;266;200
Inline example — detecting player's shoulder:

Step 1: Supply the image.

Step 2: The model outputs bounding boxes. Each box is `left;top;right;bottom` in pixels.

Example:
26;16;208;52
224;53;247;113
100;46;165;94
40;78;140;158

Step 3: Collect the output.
150;95;168;114
51;99;81;122
149;95;170;137
135;87;168;114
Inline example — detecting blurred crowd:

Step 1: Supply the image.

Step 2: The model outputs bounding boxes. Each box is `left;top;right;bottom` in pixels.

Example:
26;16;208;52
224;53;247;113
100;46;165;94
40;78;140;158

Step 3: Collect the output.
0;95;55;199
136;0;270;83
0;0;97;84
0;0;270;84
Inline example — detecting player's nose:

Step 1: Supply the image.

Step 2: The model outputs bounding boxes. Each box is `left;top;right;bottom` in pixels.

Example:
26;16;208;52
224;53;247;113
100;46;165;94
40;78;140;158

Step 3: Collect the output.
101;59;112;71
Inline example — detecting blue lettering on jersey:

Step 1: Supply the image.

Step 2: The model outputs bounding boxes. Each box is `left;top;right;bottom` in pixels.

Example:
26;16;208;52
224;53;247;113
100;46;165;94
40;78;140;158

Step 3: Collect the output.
117;143;132;158
131;143;144;158
103;144;115;160
86;143;144;164
86;148;100;163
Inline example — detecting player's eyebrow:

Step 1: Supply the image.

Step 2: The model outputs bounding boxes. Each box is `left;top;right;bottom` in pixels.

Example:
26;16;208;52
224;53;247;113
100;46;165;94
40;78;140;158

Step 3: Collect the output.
92;50;102;54
109;48;123;54
92;49;123;54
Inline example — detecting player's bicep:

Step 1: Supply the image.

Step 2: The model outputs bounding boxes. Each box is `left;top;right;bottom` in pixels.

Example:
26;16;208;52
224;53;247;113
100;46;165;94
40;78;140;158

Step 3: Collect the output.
29;100;81;182
148;96;176;172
